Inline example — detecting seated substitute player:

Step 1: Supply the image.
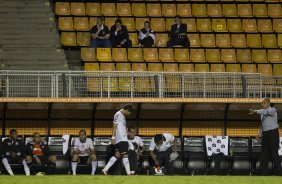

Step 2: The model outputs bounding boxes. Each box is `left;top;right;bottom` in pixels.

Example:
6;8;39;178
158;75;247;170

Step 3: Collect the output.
127;127;146;173
71;130;97;175
24;132;56;175
102;104;134;175
1;129;25;176
149;133;178;175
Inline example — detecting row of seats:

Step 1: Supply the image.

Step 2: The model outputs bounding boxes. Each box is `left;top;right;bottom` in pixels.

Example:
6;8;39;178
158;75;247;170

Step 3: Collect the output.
55;2;282;18
80;48;282;63
58;17;282;33
84;62;282;76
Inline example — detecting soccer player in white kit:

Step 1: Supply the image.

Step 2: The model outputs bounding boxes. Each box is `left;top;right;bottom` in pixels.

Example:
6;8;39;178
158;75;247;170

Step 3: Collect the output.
71;130;97;175
102;104;134;175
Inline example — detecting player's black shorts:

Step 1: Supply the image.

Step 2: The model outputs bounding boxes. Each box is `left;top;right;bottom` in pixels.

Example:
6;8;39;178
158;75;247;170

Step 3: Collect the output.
115;141;129;155
5;155;23;164
79;156;89;164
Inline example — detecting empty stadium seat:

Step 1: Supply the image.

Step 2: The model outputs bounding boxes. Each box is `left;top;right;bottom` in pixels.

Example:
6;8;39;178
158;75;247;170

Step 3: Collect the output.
143;48;159;62
147;3;162;17
55;2;70;15
135;18;150;31
116;63;131;71
86;3;100;16
253;4;268;17
121;18;135;31
210;64;225;72
117;3;132;16
227;19;242;32
97;48;113;62
71;2;86;16
159;48;175;62
201;34;216;47
258;19;273;33
162;4;177;17
85;63;99;71
247;34;262;48
258;64;273;76
89;17;97;28
61;32;76;46
252;49;267;63
268;49;282;63
195;64;210;72
112;48;128;62
221;49;236;63
132;3;147;17
105;17;116;29
101;3;117;16
197;19;211;32
192;4;207;17
164;63;178;72
155;34;169;47
100;63;115;71
273;64;282;76
273;19;282;33
242;19;258;32
132;63;147;71
179;64;194;72
222;4;237;17
190;49;205;62
262;34;277;48
268;4;282;17
74;17;89;31
148;63;163;71
237;49;252;63
58;17;74;31
151;18;166;32
279;34;282;47
216;34;231;47
81;47;96;62
128;48;143;62
206;49;221;62
207;4;222;17
183;18;197;32
177;4;192;17
128;33;139;47
226;64;241;72
76;32;90;46
166;18;175;31
212;19;227;32
175;48;190;62
231;34;247;48
242;64;257;73
238;4;253;17
164;63;181;92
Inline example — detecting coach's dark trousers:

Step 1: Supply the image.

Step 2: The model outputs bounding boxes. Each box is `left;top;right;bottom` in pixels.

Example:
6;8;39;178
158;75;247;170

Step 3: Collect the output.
261;128;282;175
156;147;174;175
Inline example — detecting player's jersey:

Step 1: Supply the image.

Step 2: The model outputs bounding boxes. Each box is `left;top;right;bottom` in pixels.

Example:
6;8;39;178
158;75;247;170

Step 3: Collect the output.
149;133;175;152
129;136;144;152
113;111;128;144
2;137;25;157
73;138;94;157
26;140;49;156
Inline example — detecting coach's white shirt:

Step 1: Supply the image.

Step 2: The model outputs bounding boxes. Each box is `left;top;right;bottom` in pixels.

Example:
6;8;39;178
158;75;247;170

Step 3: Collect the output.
113;110;128;144
129;136;144;152
73;138;94;156
149;133;175;152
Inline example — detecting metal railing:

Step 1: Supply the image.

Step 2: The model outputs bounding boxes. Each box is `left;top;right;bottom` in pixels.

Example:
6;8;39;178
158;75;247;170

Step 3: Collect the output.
0;70;281;98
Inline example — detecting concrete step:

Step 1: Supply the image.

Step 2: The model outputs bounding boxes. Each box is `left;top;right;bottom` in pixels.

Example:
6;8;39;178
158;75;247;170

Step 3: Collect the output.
0;2;50;8
0;7;51;13
0;17;55;23
0;22;56;29
2;64;69;70
0;28;58;34
0;12;54;18
0;33;59;40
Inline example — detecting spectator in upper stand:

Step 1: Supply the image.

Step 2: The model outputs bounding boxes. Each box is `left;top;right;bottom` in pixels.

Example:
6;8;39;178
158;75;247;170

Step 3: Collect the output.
110;18;132;48
90;16;112;48
139;21;155;48
167;15;190;48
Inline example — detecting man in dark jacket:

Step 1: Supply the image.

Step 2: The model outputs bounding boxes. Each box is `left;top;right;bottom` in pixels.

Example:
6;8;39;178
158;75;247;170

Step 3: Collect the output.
91;16;112;48
110;18;132;48
167;15;190;48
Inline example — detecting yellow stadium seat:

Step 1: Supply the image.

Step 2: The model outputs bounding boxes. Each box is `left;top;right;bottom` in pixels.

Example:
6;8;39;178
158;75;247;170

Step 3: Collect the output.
159;48;175;62
116;63;131;71
135;18;150;31
155;34;169;47
97;48;113;62
238;4;253;17
183;18;197;32
253;4;268;17
210;64;225;72
262;34;278;48
179;64;194;72
195;64;210;72
188;34;200;47
216;34;231;47
279;34;282;48
132;63;150;92
121;18;136;32
177;4;192;17
268;49;282;63
148;63;163;71
242;19;258;32
190;49;205;62
221;49;236;63
162;4;176;17
84;63;99;71
104;17;116;28
273;64;282;76
147;3;162;17
226;64;241;73
100;63;118;92
258;64;273;76
258;19;273;33
76;32;90;46
100;63;115;71
89;17;97;29
175;48;190;62
192;4;207;17
222;4;237;17
86;63;100;92
227;19;242;32
164;63;180;92
128;48;144;62
71;2;86;16
166;18;175;31
273;19;282;33
81;47;96;62
207;4;222;17
74;17;89;31
58;17;74;31
237;49;252;63
231;34;247;48
132;63;147;71
132;3;147;17
201;34;216;47
151;18;166;32
164;63;178;72
143;48;159;62
112;48;128;62
268;4;282;17
197;19;211;32
242;64;257;73
212;19;227;32
61;32;76;46
117;3;132;16
86;3;100;16
206;49;221;62
128;33;138;47
252;49;267;63
55;2;70;15
247;34;262;48
101;3;116;16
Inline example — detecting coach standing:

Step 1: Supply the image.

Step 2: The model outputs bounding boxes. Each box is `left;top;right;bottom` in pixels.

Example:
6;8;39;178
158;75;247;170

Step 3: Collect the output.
249;98;282;176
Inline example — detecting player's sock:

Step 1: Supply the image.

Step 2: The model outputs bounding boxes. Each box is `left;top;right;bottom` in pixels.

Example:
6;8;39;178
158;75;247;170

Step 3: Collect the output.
71;161;77;175
22;160;30;176
122;157;131;175
2;158;14;176
91;160;98;175
103;156;117;172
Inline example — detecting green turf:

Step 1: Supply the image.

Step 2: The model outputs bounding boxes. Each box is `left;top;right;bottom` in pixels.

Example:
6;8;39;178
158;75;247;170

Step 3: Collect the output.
0;176;282;184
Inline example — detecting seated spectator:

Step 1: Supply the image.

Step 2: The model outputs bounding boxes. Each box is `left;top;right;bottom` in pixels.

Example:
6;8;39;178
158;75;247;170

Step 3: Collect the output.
167;15;190;48
90;16;112;48
110;18;132;48
139;21;155;48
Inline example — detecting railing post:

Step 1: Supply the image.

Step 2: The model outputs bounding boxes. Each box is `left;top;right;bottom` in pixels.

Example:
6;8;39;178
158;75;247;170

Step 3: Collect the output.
241;74;247;98
6;75;9;97
107;74;110;98
37;76;40;98
62;73;67;98
154;74;159;98
181;74;184;98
